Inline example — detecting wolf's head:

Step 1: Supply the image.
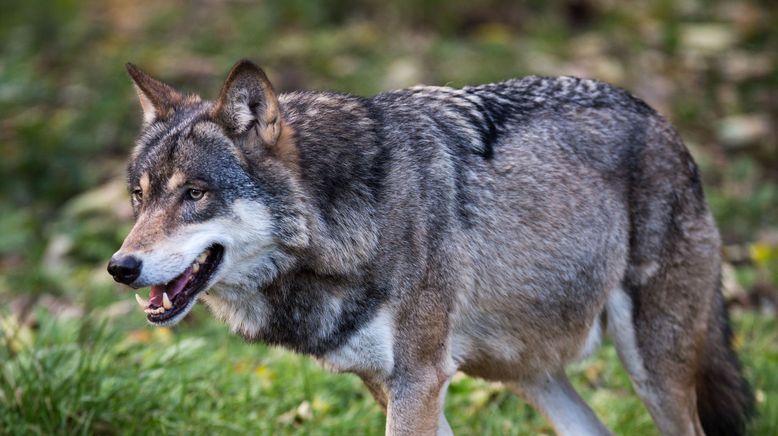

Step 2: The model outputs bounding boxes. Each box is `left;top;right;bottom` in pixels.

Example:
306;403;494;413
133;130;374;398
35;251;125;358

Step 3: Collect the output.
108;60;309;326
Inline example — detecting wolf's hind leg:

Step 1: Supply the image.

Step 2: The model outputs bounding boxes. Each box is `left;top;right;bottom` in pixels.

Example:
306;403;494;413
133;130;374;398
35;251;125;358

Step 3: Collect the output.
507;371;611;436
606;287;704;436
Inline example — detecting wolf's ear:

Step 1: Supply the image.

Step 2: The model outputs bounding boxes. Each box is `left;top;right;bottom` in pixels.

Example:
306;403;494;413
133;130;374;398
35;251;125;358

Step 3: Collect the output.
211;59;281;145
126;63;183;124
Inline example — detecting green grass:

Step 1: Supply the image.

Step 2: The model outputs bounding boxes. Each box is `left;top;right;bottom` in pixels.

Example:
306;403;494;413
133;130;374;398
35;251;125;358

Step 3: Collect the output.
2;307;775;435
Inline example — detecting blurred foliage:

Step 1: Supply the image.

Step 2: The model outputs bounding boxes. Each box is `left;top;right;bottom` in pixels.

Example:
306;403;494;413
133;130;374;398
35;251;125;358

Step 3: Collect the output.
1;0;777;290
1;0;777;291
0;0;777;433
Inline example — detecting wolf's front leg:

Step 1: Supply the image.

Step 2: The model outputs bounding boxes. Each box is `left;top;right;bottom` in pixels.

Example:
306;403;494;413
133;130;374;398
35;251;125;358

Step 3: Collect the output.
385;367;452;436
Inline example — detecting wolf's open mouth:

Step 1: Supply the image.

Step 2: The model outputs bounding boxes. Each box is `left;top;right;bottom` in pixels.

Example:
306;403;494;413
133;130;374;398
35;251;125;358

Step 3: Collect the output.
135;244;224;324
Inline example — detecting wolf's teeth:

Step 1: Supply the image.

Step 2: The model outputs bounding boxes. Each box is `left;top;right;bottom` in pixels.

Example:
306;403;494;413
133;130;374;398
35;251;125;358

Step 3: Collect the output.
162;292;173;309
197;252;208;263
144;306;166;315
192;263;200;273
135;294;148;308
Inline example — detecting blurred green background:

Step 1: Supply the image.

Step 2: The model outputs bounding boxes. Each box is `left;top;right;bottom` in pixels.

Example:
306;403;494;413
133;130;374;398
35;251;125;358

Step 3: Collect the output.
1;0;776;434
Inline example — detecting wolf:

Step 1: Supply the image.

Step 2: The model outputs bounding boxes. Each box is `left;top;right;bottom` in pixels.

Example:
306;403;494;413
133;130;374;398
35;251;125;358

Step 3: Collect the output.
108;59;753;435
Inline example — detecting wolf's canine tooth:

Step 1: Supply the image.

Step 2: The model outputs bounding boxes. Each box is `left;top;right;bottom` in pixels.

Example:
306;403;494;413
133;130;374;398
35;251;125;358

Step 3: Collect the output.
197;252;208;263
135;293;148;308
192;263;200;273
162;292;173;309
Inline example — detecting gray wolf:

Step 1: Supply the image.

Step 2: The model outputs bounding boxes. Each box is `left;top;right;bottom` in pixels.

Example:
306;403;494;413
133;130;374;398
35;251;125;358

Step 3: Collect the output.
108;59;753;435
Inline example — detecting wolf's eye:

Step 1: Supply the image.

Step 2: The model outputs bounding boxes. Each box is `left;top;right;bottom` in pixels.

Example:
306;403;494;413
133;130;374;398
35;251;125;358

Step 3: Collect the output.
132;188;143;202
187;188;205;201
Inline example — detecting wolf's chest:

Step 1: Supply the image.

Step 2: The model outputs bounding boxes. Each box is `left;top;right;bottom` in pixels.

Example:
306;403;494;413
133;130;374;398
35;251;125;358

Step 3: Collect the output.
204;283;394;376
317;309;395;378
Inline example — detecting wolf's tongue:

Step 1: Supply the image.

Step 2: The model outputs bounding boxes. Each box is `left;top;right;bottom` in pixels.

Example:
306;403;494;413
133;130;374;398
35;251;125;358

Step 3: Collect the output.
149;267;193;307
168;267;193;298
149;285;165;307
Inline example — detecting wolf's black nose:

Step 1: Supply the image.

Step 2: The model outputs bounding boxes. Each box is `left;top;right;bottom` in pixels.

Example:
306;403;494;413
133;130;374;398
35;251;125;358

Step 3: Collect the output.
107;255;142;285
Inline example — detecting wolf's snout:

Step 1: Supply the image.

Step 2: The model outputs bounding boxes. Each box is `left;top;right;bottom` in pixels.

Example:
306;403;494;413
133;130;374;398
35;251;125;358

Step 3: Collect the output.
107;254;142;285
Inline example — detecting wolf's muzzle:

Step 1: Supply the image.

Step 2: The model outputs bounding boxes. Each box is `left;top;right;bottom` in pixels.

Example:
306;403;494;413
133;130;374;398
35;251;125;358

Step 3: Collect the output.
107;254;142;285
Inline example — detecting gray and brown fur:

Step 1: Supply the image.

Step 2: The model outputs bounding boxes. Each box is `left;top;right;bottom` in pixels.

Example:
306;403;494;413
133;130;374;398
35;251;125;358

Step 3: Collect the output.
113;60;753;435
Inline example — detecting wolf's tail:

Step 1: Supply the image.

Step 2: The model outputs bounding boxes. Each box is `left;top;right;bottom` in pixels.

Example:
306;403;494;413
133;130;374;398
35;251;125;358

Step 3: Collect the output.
695;287;754;436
